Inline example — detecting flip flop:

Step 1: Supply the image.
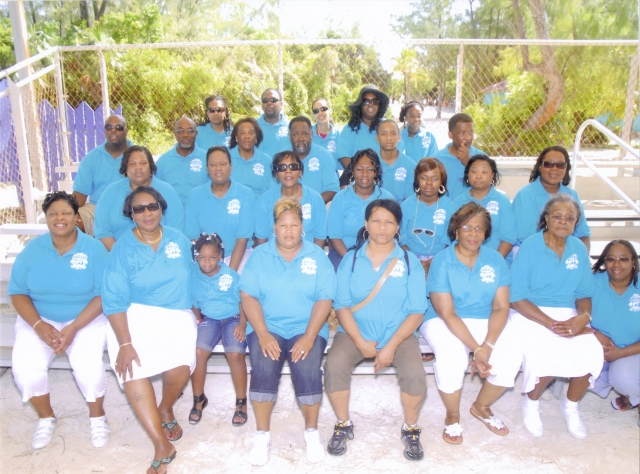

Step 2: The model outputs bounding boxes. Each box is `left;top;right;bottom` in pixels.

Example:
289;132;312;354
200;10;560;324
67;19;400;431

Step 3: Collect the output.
161;419;183;442
470;405;509;436
611;396;637;412
442;423;463;445
150;450;176;473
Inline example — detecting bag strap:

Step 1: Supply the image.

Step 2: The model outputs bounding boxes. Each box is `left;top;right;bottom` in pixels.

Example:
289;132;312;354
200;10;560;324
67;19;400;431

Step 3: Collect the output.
351;257;399;314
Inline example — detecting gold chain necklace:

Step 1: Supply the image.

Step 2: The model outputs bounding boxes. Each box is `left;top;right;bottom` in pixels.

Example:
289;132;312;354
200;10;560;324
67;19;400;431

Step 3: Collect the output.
136;227;163;244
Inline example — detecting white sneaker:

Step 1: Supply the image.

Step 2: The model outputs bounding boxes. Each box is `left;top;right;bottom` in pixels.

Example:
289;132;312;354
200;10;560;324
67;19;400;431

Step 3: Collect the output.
32;417;57;450
249;431;271;466
521;395;543;438
304;429;325;463
90;416;111;448
559;397;587;439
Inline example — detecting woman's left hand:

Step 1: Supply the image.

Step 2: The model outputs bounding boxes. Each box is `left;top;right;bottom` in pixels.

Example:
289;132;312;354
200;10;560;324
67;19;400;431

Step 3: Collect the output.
552;313;589;337
374;345;394;373
604;344;624;362
234;320;247;342
470;349;492;378
53;324;79;354
290;334;314;363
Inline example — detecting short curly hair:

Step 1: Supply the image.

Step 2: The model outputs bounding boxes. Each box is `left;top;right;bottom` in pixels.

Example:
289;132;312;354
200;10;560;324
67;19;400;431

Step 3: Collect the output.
447;201;492;242
120;145;157;177
43;191;79;215
122;186;168;220
229;117;263;149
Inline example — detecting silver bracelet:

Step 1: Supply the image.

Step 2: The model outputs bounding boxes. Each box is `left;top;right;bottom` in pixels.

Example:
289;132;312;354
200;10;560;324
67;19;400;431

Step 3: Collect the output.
483;339;496;350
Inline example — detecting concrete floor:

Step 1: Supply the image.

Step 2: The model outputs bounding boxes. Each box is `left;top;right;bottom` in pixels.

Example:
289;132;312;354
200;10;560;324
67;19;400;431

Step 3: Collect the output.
0;368;638;474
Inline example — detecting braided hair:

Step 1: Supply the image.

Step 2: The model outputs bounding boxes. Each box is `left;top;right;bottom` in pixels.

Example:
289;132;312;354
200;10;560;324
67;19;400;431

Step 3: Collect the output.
398;100;424;123
201;95;233;133
347;148;384;190
191;232;225;262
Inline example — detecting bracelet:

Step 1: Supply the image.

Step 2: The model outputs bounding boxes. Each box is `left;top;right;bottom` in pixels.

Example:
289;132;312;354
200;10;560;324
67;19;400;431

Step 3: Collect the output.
473;347;486;358
119;342;132;348
583;312;592;322
32;319;42;329
483;339;496;350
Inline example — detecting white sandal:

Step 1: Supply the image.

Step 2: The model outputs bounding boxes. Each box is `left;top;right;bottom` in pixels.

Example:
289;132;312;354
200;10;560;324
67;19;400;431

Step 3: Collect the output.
442;422;463;445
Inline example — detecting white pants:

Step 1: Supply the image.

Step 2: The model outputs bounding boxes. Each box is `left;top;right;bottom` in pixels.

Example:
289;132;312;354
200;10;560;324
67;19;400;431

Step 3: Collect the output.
12;315;107;403
223;248;252;274
592;355;640;407
420;317;522;394
510;307;604;393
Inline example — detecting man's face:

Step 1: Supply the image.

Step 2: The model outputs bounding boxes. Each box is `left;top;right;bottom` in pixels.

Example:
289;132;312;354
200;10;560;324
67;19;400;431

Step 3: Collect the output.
449;121;474;149
290;121;312;157
261;90;282;120
173;117;197;150
104;116;127;146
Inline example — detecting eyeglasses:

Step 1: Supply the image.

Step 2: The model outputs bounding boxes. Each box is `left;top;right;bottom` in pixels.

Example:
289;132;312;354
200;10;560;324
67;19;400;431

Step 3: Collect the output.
131;202;161;214
362;98;380;106
207;107;225;113
312;106;329;114
275;163;302;172
413;228;435;237
541;161;567;169
105;124;125;131
174;128;197;135
604;256;632;264
459;225;485;233
549;215;577;223
262;97;279;104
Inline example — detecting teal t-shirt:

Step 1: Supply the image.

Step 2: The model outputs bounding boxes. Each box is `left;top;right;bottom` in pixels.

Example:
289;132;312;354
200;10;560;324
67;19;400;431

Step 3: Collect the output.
257;114;290;158
191;262;241;320
400;194;455;257
195;124;231;150
73;142;130;204
401;127;438;162
380;152;416;202
229;146;273;200
591;271;640;348
155;144;209;206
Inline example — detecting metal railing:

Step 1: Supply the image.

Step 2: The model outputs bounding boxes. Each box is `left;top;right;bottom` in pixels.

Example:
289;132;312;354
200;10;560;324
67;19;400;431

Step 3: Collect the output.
571;119;640;215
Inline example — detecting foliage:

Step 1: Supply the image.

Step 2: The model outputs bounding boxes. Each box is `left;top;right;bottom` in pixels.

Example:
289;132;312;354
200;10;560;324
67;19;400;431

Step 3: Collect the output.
0;17;14;70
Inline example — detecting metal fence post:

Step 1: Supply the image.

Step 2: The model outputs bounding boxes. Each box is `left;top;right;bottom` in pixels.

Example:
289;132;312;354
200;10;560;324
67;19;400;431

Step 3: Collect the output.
8;78;36;223
54;50;72;173
98;48;110;118
455;44;464;113
619;52;639;159
278;42;284;100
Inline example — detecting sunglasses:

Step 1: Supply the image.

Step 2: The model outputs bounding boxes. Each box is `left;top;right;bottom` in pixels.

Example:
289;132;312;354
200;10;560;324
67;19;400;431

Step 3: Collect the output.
312;106;329;114
131;202;161;214
275;163;302;172
262;97;279;104
604;256;632;264
413;228;435;237
105;124;125;131
207;107;225;113
362;98;380;106
541;161;567;169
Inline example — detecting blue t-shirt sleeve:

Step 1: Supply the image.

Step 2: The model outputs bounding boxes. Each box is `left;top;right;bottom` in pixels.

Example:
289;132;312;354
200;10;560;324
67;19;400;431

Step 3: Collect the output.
238;191;256;239
498;195;517;245
254;195;271;239
576;243;594;299
327;193;344;240
238;251;261;299
7;244;31;296
184;189;201;239
92;242;108;296
321;159;340;193
571;192;591;238
314;255;336;301
513;189;539;244
310;193;328;239
335;128;354;159
426;253;451;293
162;186;185;232
404;254;427;314
496;254;511;288
93;187;113;239
334;251;355;310
102;243;132;315
73;154;95;196
426;133;439;156
510;242;532;303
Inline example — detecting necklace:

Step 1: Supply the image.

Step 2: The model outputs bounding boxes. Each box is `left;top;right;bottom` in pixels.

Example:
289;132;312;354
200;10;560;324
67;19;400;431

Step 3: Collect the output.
136;226;163;244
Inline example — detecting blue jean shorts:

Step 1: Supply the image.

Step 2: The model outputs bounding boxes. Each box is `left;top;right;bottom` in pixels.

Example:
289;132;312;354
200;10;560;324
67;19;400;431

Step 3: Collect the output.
196;314;247;354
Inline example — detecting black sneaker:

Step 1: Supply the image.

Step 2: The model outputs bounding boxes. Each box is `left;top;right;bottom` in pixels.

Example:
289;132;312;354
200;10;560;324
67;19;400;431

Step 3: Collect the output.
400;425;424;461
327;421;354;456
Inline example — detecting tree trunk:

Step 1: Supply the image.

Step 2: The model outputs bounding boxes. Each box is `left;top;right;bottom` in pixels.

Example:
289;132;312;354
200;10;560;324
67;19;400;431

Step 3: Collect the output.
93;0;109;21
80;0;92;27
506;0;565;151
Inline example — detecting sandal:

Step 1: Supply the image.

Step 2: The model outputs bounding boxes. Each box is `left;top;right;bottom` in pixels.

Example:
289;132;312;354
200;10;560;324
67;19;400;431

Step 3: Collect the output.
470;404;509;436
232;397;248;427
161;419;182;442
442;423;463;445
421;353;435;362
611;396;637;412
189;394;208;425
150;450;177;473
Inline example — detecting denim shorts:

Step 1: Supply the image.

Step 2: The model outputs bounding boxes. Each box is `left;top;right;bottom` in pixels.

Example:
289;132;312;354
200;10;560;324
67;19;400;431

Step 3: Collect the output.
196;314;247;354
247;331;327;406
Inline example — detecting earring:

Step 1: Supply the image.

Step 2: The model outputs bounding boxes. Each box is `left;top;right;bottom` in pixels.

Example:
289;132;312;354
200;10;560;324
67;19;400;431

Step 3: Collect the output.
363;230;370;241
273;231;277;239
301;230;306;240
439;185;446;194
491;179;496;186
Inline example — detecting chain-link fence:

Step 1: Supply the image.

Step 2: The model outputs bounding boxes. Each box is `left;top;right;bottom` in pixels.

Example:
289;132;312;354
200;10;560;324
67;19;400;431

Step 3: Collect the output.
1;39;638;224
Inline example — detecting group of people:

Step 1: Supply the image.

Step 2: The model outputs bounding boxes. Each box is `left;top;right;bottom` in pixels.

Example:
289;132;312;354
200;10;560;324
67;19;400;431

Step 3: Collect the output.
7;84;639;473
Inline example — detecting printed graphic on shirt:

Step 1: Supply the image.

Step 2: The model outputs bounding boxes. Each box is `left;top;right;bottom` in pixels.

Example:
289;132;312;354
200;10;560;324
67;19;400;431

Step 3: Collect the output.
302;203;312;220
433;208;446;225
219;274;233;292
277;126;288;137
227;199;241;215
300;257;317;275
190;159;203;172
327;140;336;153
165;242;181;259
225;136;231;147
565;254;579;270
629;294;640;312
253;163;265;176
422;135;432;148
395;167;407;181
390;260;405;278
70;253;88;270
308;157;320;172
480;265;496;283
486;200;499;215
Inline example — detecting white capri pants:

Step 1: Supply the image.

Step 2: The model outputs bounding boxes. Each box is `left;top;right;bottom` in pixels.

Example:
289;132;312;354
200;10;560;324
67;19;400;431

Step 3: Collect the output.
12;314;107;403
420;316;522;394
510;307;604;393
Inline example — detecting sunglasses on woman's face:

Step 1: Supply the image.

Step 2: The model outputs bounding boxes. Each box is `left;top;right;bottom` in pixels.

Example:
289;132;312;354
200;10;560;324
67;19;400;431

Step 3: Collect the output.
312;106;329;114
207;107;225;113
105;124;125;131
362;98;380;106
132;202;161;213
541;161;567;169
275;163;302;172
